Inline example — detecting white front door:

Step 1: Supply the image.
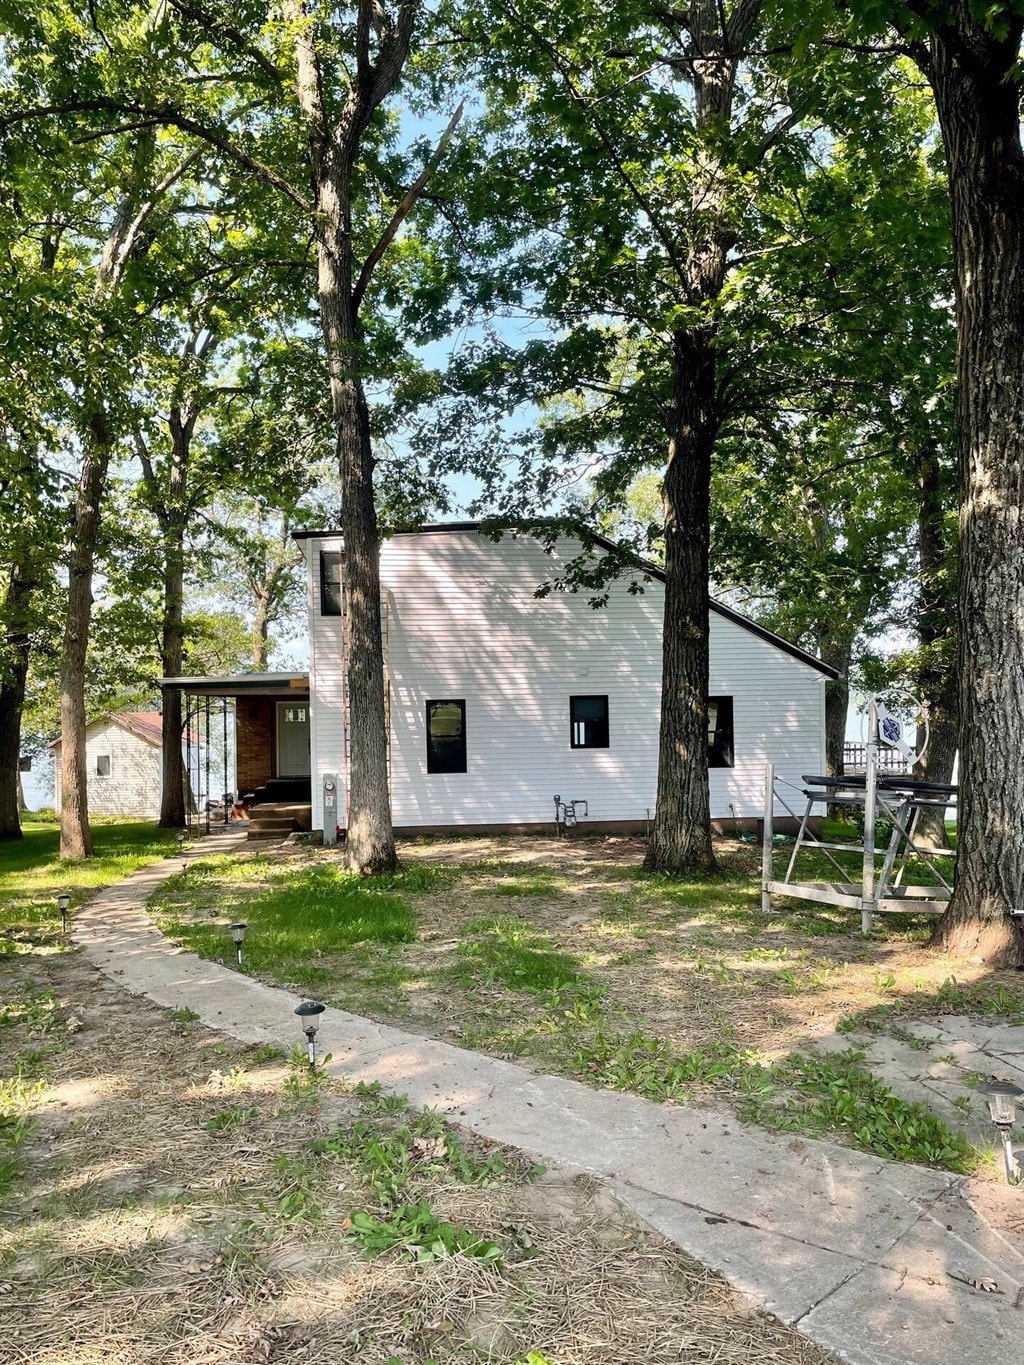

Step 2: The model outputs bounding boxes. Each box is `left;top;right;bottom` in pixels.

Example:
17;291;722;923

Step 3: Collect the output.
276;702;310;776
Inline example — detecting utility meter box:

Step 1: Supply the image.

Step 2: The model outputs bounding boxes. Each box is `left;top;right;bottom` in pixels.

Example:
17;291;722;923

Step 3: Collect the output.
322;773;338;847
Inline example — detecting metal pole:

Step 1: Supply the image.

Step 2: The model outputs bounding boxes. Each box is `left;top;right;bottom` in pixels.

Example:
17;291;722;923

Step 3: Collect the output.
761;762;774;915
222;698;229;825
184;693;193;834
862;698;878;936
205;695;211;836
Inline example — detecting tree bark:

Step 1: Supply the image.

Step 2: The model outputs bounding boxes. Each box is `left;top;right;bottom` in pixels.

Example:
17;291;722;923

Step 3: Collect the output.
911;440;957;848
59;127;158;859
286;0;416;873
319;160;396;873
644;3;760;873
59;418;110;858
918;11;1024;965
159;519;187;828
645;330;717;873
817;639;852;779
0;561;34;841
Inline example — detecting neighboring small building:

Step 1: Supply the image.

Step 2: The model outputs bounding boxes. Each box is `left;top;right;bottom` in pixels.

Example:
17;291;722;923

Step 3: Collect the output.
52;712;166;817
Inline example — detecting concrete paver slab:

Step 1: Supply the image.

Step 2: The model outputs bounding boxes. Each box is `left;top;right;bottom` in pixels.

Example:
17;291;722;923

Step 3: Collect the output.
73;839;1024;1365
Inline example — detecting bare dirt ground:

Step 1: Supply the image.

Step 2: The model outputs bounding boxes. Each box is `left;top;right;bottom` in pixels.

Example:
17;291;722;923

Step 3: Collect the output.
0;940;840;1365
203;831;1024;1064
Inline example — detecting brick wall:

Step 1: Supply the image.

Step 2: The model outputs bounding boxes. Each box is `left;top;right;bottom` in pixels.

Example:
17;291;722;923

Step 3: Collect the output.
236;698;273;795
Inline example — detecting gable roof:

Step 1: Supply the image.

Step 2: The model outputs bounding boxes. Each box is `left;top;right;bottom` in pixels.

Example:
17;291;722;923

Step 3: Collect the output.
50;711;200;750
293;521;840;679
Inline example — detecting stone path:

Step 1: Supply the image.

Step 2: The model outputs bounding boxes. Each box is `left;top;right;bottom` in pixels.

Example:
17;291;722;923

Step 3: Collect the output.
75;834;1024;1365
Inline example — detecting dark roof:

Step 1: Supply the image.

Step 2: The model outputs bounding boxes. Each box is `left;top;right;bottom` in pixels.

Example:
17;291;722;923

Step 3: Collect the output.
292;522;840;679
160;672;309;697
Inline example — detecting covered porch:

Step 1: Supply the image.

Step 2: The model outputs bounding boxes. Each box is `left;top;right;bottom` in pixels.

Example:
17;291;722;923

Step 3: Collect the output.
160;672;312;838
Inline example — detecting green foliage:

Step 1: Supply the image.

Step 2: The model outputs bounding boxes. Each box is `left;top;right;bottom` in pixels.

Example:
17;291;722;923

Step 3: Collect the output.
153;862;418;978
457;916;593;995
0;819;177;947
346;1199;505;1267
205;1105;259;1133
314;1106;508;1205
572;1028;754;1104
742;1049;978;1173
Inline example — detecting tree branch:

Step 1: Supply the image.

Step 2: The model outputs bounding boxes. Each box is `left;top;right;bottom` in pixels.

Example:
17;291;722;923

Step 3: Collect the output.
353;99;464;308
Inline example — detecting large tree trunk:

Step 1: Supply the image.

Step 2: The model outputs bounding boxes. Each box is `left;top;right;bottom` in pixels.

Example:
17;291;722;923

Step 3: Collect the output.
816;637;852;778
645;330;716;874
644;7;758;874
159;519;187;828
922;13;1024;965
59;420;110;859
319;164;396;874
911;440;957;848
0;562;34;840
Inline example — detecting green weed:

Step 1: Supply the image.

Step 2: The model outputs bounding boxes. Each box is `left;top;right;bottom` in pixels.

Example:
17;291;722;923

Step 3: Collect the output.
346;1199;504;1267
458;917;593;996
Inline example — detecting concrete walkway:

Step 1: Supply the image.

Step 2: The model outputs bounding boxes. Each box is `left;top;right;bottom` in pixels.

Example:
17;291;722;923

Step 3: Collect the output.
75;835;1024;1365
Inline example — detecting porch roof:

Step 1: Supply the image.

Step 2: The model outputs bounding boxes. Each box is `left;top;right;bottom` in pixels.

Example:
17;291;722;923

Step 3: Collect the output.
160;672;310;698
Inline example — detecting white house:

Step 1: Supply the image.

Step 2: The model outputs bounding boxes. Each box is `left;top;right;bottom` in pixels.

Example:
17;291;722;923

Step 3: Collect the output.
294;524;834;835
162;524;835;836
52;712;166;817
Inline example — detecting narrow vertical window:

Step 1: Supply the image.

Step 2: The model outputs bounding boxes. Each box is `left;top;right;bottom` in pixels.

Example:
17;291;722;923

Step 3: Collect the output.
320;550;343;616
570;695;609;749
426;700;466;774
96;754;111;777
707;696;734;768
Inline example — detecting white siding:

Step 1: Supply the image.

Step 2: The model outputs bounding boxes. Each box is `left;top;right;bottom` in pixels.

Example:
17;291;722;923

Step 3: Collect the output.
305;530;827;830
54;721;161;817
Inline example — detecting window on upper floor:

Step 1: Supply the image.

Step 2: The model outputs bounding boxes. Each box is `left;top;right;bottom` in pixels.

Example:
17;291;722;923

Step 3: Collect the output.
96;754;111;777
570;695;609;749
708;696;734;768
320;550;343;616
426;699;467;774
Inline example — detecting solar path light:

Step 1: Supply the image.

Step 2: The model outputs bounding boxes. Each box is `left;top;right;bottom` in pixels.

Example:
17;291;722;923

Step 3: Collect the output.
56;892;70;935
978;1079;1024;1185
295;1000;326;1069
228;922;247;966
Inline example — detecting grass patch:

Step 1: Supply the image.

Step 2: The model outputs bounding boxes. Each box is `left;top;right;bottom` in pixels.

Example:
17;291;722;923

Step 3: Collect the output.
741;1049;979;1173
154;863;417;982
0;818;177;947
457;916;593;995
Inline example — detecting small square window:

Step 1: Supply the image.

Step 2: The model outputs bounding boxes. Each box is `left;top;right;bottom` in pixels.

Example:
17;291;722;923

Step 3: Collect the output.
708;696;734;768
427;700;466;774
570;695;609;749
96;754;111;777
283;706;307;724
320;550;343;616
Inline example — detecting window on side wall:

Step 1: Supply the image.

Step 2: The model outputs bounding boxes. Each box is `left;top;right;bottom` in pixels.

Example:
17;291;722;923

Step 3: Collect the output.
708;696;734;768
320;550;343;616
570;695;609;749
426;700;466;774
96;754;111;777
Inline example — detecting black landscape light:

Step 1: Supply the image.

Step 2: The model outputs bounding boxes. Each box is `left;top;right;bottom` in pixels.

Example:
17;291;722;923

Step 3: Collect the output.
178;829;188;874
978;1079;1024;1185
229;922;247;966
295;1000;326;1068
56;891;70;934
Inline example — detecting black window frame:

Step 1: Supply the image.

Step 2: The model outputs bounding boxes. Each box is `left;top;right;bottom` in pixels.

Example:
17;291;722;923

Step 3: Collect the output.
707;695;734;769
96;754;111;777
319;549;343;617
570;694;610;750
426;699;467;774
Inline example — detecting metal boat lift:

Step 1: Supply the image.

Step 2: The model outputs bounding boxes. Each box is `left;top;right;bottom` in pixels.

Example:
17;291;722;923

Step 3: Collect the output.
760;695;957;934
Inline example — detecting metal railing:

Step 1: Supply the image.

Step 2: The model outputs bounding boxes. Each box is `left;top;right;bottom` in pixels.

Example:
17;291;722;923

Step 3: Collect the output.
843;742;908;775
